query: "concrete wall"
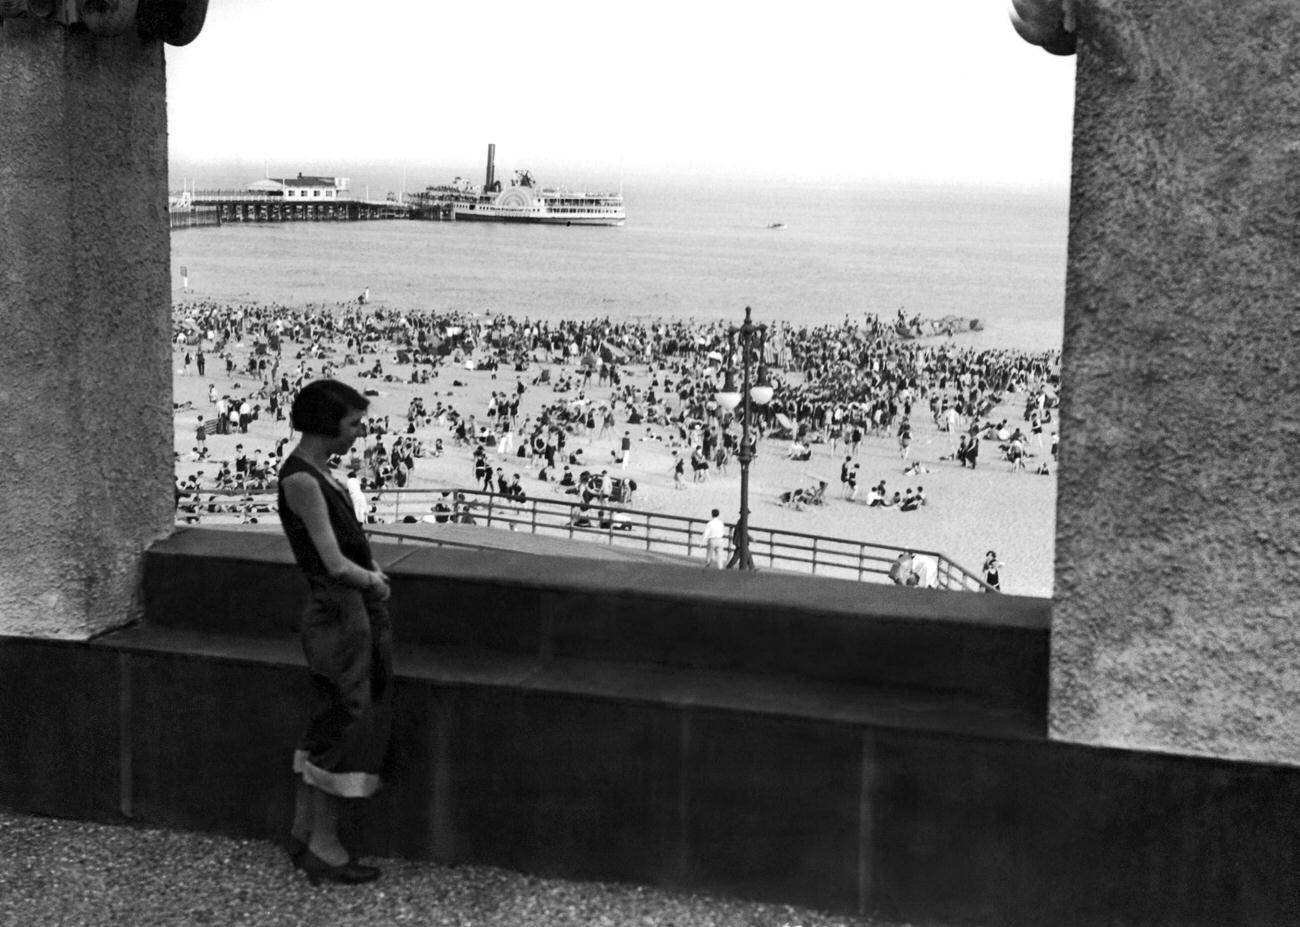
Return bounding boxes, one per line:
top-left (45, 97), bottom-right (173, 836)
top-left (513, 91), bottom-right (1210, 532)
top-left (0, 19), bottom-right (174, 638)
top-left (5, 537), bottom-right (1299, 926)
top-left (1051, 1), bottom-right (1300, 764)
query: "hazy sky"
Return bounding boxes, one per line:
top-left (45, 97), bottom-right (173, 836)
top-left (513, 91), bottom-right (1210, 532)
top-left (166, 0), bottom-right (1075, 193)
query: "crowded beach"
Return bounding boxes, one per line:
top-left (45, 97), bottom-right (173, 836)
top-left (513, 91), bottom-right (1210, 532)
top-left (171, 300), bottom-right (1061, 596)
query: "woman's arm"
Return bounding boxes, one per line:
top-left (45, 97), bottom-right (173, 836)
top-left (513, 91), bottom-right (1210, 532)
top-left (282, 473), bottom-right (388, 597)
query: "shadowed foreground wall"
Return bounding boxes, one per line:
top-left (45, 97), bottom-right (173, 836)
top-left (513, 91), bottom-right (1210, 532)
top-left (0, 20), bottom-right (174, 637)
top-left (1051, 1), bottom-right (1300, 764)
top-left (7, 534), bottom-right (1300, 927)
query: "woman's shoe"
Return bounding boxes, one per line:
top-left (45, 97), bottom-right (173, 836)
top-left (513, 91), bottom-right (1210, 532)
top-left (298, 848), bottom-right (381, 886)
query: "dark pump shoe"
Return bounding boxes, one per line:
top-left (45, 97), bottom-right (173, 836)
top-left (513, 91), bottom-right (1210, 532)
top-left (298, 848), bottom-right (382, 886)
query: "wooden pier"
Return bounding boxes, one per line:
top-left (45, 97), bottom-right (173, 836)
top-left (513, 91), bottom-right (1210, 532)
top-left (183, 190), bottom-right (412, 223)
top-left (168, 205), bottom-right (221, 230)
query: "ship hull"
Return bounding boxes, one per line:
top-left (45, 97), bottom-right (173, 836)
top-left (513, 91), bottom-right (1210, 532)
top-left (452, 209), bottom-right (624, 226)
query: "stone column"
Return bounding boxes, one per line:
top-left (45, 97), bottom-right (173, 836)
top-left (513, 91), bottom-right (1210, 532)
top-left (1052, 0), bottom-right (1300, 765)
top-left (0, 18), bottom-right (173, 638)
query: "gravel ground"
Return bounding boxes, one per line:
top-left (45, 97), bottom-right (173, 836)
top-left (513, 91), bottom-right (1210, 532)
top-left (0, 810), bottom-right (929, 927)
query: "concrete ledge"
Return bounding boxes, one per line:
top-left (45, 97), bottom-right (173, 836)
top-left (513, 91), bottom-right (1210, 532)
top-left (144, 527), bottom-right (1051, 721)
top-left (103, 625), bottom-right (1041, 740)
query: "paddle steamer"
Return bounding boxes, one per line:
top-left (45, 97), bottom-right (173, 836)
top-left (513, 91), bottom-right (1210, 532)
top-left (452, 144), bottom-right (625, 226)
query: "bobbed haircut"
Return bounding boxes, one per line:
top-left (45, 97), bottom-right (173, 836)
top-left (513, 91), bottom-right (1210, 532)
top-left (291, 379), bottom-right (369, 437)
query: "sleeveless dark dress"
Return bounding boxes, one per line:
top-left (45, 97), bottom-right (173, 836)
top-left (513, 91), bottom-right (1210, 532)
top-left (278, 454), bottom-right (372, 576)
top-left (278, 454), bottom-right (392, 798)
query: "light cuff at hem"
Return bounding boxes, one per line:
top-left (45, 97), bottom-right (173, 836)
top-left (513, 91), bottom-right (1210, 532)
top-left (293, 749), bottom-right (381, 798)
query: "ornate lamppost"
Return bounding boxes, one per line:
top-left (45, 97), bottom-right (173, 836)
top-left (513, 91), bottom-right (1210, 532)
top-left (715, 306), bottom-right (773, 570)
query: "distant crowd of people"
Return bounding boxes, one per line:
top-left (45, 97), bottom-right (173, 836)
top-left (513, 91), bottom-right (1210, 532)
top-left (172, 299), bottom-right (1059, 556)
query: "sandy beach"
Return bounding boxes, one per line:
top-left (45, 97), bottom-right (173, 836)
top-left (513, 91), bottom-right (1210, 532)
top-left (171, 298), bottom-right (1058, 597)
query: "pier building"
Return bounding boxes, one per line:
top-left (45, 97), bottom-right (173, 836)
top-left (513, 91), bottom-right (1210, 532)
top-left (179, 172), bottom-right (411, 222)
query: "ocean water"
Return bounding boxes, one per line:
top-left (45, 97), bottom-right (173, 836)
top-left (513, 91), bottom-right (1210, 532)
top-left (170, 180), bottom-right (1068, 352)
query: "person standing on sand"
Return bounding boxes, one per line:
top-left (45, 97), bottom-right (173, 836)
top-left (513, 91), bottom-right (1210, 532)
top-left (277, 379), bottom-right (392, 886)
top-left (983, 551), bottom-right (1004, 592)
top-left (897, 417), bottom-right (912, 460)
top-left (702, 509), bottom-right (725, 568)
top-left (194, 415), bottom-right (207, 451)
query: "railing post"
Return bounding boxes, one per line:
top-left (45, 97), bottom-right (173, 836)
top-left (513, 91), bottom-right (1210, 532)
top-left (811, 536), bottom-right (819, 575)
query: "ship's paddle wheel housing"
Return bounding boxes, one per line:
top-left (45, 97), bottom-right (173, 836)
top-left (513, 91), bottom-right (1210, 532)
top-left (495, 186), bottom-right (537, 210)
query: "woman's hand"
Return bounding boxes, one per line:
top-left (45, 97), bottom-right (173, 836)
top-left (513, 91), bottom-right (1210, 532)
top-left (365, 569), bottom-right (392, 602)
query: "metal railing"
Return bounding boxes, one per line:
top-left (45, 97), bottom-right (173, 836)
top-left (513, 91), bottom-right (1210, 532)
top-left (185, 190), bottom-right (284, 202)
top-left (177, 486), bottom-right (991, 591)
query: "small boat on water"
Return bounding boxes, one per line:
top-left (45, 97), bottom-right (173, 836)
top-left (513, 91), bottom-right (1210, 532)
top-left (452, 144), bottom-right (625, 226)
top-left (767, 222), bottom-right (786, 229)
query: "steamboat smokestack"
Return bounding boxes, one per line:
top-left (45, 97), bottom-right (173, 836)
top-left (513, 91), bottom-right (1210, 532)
top-left (485, 143), bottom-right (496, 191)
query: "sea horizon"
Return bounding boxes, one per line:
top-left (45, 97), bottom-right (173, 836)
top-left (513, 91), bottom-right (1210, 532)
top-left (170, 176), bottom-right (1068, 354)
top-left (170, 158), bottom-right (1070, 199)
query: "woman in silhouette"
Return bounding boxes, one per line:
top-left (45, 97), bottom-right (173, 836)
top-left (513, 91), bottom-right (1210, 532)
top-left (277, 379), bottom-right (393, 885)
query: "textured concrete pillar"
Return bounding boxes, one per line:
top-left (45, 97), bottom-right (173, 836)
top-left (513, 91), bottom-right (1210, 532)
top-left (1052, 1), bottom-right (1300, 765)
top-left (0, 19), bottom-right (173, 638)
